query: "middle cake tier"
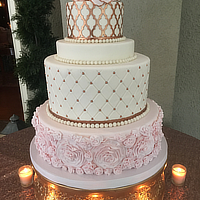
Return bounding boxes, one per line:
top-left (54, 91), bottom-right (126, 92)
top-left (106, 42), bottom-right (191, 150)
top-left (45, 53), bottom-right (150, 126)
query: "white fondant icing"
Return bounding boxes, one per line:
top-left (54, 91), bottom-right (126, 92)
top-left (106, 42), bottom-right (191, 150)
top-left (56, 39), bottom-right (134, 63)
top-left (45, 53), bottom-right (150, 122)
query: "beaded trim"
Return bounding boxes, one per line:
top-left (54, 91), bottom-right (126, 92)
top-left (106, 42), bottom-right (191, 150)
top-left (54, 54), bottom-right (137, 65)
top-left (46, 103), bottom-right (150, 128)
top-left (64, 36), bottom-right (126, 44)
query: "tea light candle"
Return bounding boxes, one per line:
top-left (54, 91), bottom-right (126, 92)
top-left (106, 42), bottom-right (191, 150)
top-left (172, 164), bottom-right (187, 186)
top-left (18, 165), bottom-right (33, 187)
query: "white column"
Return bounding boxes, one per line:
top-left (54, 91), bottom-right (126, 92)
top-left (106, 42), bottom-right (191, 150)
top-left (6, 0), bottom-right (29, 120)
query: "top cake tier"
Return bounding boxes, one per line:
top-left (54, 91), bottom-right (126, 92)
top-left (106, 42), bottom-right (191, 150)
top-left (66, 0), bottom-right (124, 40)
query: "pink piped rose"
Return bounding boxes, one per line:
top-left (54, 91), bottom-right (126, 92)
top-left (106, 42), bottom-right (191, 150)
top-left (51, 156), bottom-right (63, 168)
top-left (57, 142), bottom-right (85, 167)
top-left (95, 167), bottom-right (104, 175)
top-left (139, 125), bottom-right (153, 137)
top-left (90, 135), bottom-right (103, 147)
top-left (31, 111), bottom-right (39, 128)
top-left (152, 142), bottom-right (162, 157)
top-left (76, 167), bottom-right (84, 175)
top-left (82, 162), bottom-right (96, 174)
top-left (104, 168), bottom-right (112, 175)
top-left (132, 136), bottom-right (154, 158)
top-left (113, 165), bottom-right (122, 175)
top-left (122, 158), bottom-right (134, 170)
top-left (134, 157), bottom-right (143, 169)
top-left (123, 134), bottom-right (137, 148)
top-left (85, 151), bottom-right (93, 162)
top-left (76, 137), bottom-right (93, 151)
top-left (93, 140), bottom-right (125, 169)
top-left (143, 154), bottom-right (154, 165)
top-left (68, 166), bottom-right (76, 174)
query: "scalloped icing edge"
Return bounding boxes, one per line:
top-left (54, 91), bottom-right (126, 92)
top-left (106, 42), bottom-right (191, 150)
top-left (46, 102), bottom-right (150, 128)
top-left (64, 36), bottom-right (126, 44)
top-left (54, 54), bottom-right (137, 65)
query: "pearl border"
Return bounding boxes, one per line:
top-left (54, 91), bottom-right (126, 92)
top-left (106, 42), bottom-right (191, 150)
top-left (64, 37), bottom-right (126, 44)
top-left (54, 54), bottom-right (137, 65)
top-left (46, 103), bottom-right (150, 128)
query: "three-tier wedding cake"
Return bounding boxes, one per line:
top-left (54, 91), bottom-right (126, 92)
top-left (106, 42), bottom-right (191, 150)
top-left (30, 0), bottom-right (167, 199)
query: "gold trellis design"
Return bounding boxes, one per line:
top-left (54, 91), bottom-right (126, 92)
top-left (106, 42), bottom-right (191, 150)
top-left (66, 1), bottom-right (124, 40)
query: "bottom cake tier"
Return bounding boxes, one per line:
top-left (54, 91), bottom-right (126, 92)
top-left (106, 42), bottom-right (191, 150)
top-left (30, 137), bottom-right (167, 199)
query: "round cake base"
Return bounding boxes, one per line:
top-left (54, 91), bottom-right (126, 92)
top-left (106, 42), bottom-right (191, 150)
top-left (31, 137), bottom-right (167, 199)
top-left (33, 165), bottom-right (166, 200)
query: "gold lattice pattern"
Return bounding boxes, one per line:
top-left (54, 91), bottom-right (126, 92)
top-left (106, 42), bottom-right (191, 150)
top-left (66, 1), bottom-right (124, 40)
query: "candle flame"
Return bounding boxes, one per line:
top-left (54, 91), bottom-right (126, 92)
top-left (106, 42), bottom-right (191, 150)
top-left (0, 2), bottom-right (2, 7)
top-left (174, 167), bottom-right (185, 173)
top-left (89, 193), bottom-right (103, 198)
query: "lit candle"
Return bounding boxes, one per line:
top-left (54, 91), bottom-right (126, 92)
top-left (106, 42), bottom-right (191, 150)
top-left (18, 165), bottom-right (33, 187)
top-left (172, 164), bottom-right (187, 186)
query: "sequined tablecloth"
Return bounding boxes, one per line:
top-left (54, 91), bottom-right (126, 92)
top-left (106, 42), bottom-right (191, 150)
top-left (0, 126), bottom-right (199, 200)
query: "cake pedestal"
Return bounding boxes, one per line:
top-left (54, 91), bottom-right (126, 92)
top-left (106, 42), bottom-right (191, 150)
top-left (30, 137), bottom-right (167, 200)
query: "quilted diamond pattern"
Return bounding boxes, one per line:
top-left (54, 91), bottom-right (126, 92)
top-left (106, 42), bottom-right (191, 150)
top-left (45, 53), bottom-right (150, 122)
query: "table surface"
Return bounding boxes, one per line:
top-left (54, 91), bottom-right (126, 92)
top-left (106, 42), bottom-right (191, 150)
top-left (0, 126), bottom-right (199, 200)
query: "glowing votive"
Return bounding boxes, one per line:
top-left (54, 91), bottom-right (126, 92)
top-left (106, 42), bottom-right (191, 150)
top-left (18, 165), bottom-right (33, 187)
top-left (172, 164), bottom-right (187, 186)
